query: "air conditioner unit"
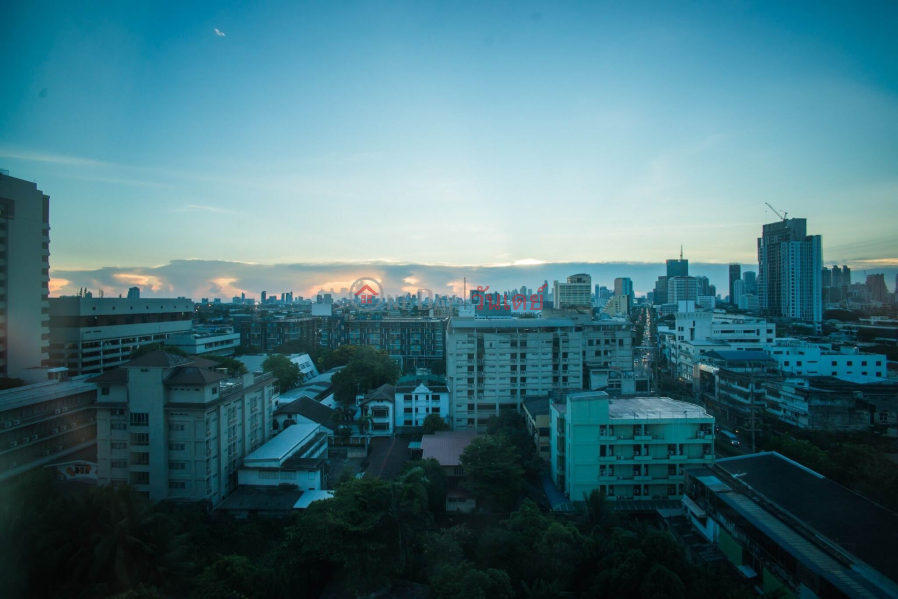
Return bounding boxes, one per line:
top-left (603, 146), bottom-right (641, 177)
top-left (79, 437), bottom-right (85, 443)
top-left (3, 422), bottom-right (11, 428)
top-left (52, 428), bottom-right (59, 434)
top-left (13, 420), bottom-right (20, 426)
top-left (616, 455), bottom-right (623, 460)
top-left (62, 407), bottom-right (68, 412)
top-left (10, 441), bottom-right (17, 448)
top-left (616, 476), bottom-right (623, 480)
top-left (697, 431), bottom-right (705, 438)
top-left (43, 450), bottom-right (50, 456)
top-left (31, 435), bottom-right (38, 441)
top-left (60, 426), bottom-right (67, 431)
top-left (55, 409), bottom-right (61, 415)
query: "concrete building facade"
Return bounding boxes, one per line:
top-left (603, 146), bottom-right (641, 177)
top-left (92, 351), bottom-right (279, 507)
top-left (0, 173), bottom-right (51, 377)
top-left (48, 297), bottom-right (195, 375)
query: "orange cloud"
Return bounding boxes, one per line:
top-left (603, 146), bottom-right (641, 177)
top-left (48, 277), bottom-right (71, 296)
top-left (112, 273), bottom-right (169, 292)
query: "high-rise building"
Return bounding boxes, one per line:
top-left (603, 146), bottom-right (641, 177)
top-left (742, 271), bottom-right (757, 295)
top-left (732, 279), bottom-right (745, 307)
top-left (694, 276), bottom-right (711, 297)
top-left (446, 315), bottom-right (634, 429)
top-left (758, 218), bottom-right (823, 322)
top-left (866, 274), bottom-right (888, 303)
top-left (667, 258), bottom-right (688, 278)
top-left (653, 276), bottom-right (669, 305)
top-left (345, 317), bottom-right (446, 371)
top-left (127, 287), bottom-right (141, 299)
top-left (48, 298), bottom-right (195, 375)
top-left (614, 277), bottom-right (633, 298)
top-left (0, 173), bottom-right (51, 377)
top-left (260, 291), bottom-right (267, 305)
top-left (92, 351), bottom-right (279, 506)
top-left (841, 265), bottom-right (851, 286)
top-left (668, 276), bottom-right (698, 304)
top-left (553, 274), bottom-right (592, 309)
top-left (728, 264), bottom-right (742, 304)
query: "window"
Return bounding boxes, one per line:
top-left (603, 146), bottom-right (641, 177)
top-left (130, 452), bottom-right (150, 465)
top-left (169, 462), bottom-right (186, 470)
top-left (130, 412), bottom-right (149, 427)
top-left (111, 423), bottom-right (127, 430)
top-left (169, 443), bottom-right (186, 451)
top-left (170, 423), bottom-right (186, 432)
top-left (168, 481), bottom-right (186, 490)
top-left (101, 387), bottom-right (110, 396)
top-left (111, 460), bottom-right (127, 469)
top-left (130, 433), bottom-right (149, 446)
top-left (259, 470), bottom-right (278, 480)
top-left (111, 442), bottom-right (127, 450)
top-left (131, 472), bottom-right (150, 485)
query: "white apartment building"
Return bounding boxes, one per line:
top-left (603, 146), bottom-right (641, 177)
top-left (668, 276), bottom-right (698, 304)
top-left (0, 173), bottom-right (51, 377)
top-left (781, 237), bottom-right (823, 323)
top-left (237, 422), bottom-right (328, 491)
top-left (92, 351), bottom-right (279, 507)
top-left (550, 392), bottom-right (715, 502)
top-left (49, 297), bottom-right (195, 375)
top-left (554, 274), bottom-right (592, 309)
top-left (446, 315), bottom-right (634, 429)
top-left (164, 326), bottom-right (241, 357)
top-left (603, 295), bottom-right (631, 317)
top-left (762, 340), bottom-right (887, 379)
top-left (394, 373), bottom-right (450, 430)
top-left (670, 306), bottom-right (776, 383)
top-left (0, 376), bottom-right (97, 482)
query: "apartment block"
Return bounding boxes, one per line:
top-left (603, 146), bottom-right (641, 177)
top-left (164, 326), bottom-right (241, 356)
top-left (345, 316), bottom-right (446, 371)
top-left (0, 173), bottom-right (51, 377)
top-left (550, 392), bottom-right (715, 502)
top-left (394, 372), bottom-right (450, 430)
top-left (446, 316), bottom-right (634, 429)
top-left (49, 297), bottom-right (195, 375)
top-left (758, 218), bottom-right (822, 322)
top-left (0, 377), bottom-right (97, 482)
top-left (239, 316), bottom-right (317, 352)
top-left (553, 274), bottom-right (592, 309)
top-left (762, 339), bottom-right (887, 379)
top-left (92, 351), bottom-right (279, 507)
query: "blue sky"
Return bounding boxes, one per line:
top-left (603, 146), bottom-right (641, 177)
top-left (1, 1), bottom-right (896, 298)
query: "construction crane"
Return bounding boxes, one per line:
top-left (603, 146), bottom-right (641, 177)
top-left (765, 202), bottom-right (788, 221)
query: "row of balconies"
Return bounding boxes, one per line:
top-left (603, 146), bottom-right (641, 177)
top-left (595, 452), bottom-right (713, 462)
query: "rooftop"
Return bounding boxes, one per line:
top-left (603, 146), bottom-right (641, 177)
top-left (276, 396), bottom-right (336, 430)
top-left (606, 396), bottom-right (711, 420)
top-left (364, 437), bottom-right (411, 479)
top-left (0, 378), bottom-right (97, 410)
top-left (421, 430), bottom-right (481, 467)
top-left (125, 351), bottom-right (194, 368)
top-left (716, 452), bottom-right (898, 586)
top-left (703, 350), bottom-right (775, 363)
top-left (165, 367), bottom-right (229, 386)
top-left (244, 423), bottom-right (320, 465)
top-left (522, 396), bottom-right (552, 417)
top-left (361, 383), bottom-right (395, 404)
top-left (293, 490), bottom-right (334, 510)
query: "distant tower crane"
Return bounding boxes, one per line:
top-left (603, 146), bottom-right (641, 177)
top-left (765, 202), bottom-right (788, 221)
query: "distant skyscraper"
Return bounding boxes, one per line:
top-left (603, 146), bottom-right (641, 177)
top-left (127, 286), bottom-right (140, 299)
top-left (1, 173), bottom-right (52, 377)
top-left (554, 274), bottom-right (592, 309)
top-left (653, 276), bottom-right (669, 305)
top-left (668, 276), bottom-right (697, 303)
top-left (695, 276), bottom-right (711, 297)
top-left (866, 274), bottom-right (887, 303)
top-left (728, 264), bottom-right (742, 304)
top-left (614, 277), bottom-right (633, 298)
top-left (841, 265), bottom-right (851, 286)
top-left (666, 251), bottom-right (689, 278)
top-left (758, 218), bottom-right (822, 322)
top-left (261, 291), bottom-right (267, 305)
top-left (742, 271), bottom-right (757, 295)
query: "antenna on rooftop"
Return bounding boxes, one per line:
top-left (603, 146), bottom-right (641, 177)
top-left (680, 245), bottom-right (683, 260)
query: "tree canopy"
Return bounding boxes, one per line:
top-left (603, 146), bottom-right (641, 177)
top-left (262, 354), bottom-right (301, 392)
top-left (460, 435), bottom-right (524, 510)
top-left (331, 346), bottom-right (400, 404)
top-left (422, 413), bottom-right (451, 435)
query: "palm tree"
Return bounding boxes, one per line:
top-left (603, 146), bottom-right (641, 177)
top-left (358, 412), bottom-right (374, 435)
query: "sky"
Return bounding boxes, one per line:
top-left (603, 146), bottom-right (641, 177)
top-left (1, 1), bottom-right (897, 298)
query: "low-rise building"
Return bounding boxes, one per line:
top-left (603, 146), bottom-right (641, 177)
top-left (48, 297), bottom-right (195, 375)
top-left (421, 430), bottom-right (480, 512)
top-left (274, 396), bottom-right (337, 435)
top-left (550, 392), bottom-right (715, 503)
top-left (92, 351), bottom-right (279, 507)
top-left (762, 339), bottom-right (887, 379)
top-left (237, 422), bottom-right (328, 490)
top-left (394, 372), bottom-right (450, 431)
top-left (345, 316), bottom-right (446, 371)
top-left (358, 383), bottom-right (395, 436)
top-left (163, 326), bottom-right (241, 357)
top-left (0, 377), bottom-right (98, 482)
top-left (522, 396), bottom-right (551, 462)
top-left (239, 316), bottom-right (317, 352)
top-left (684, 453), bottom-right (898, 598)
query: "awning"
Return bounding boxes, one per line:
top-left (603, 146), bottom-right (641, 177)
top-left (683, 494), bottom-right (707, 519)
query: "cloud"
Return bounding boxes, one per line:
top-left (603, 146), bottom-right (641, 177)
top-left (213, 28), bottom-right (226, 37)
top-left (49, 259), bottom-right (791, 301)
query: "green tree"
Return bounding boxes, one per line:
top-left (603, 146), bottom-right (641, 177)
top-left (429, 562), bottom-right (514, 599)
top-left (317, 345), bottom-right (359, 371)
top-left (332, 346), bottom-right (400, 405)
top-left (460, 435), bottom-right (524, 510)
top-left (205, 355), bottom-right (248, 376)
top-left (422, 413), bottom-right (450, 434)
top-left (191, 555), bottom-right (266, 599)
top-left (262, 354), bottom-right (301, 392)
top-left (233, 345), bottom-right (263, 356)
top-left (404, 458), bottom-right (447, 512)
top-left (0, 377), bottom-right (24, 391)
top-left (130, 343), bottom-right (187, 359)
top-left (357, 412), bottom-right (373, 434)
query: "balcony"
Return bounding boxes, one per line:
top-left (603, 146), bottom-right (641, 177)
top-left (634, 455), bottom-right (653, 461)
top-left (669, 453), bottom-right (688, 461)
top-left (598, 455), bottom-right (617, 462)
top-left (598, 434), bottom-right (617, 441)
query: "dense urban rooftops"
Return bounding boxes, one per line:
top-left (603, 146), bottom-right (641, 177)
top-left (0, 378), bottom-right (97, 410)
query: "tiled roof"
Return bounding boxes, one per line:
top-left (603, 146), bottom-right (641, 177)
top-left (277, 396), bottom-right (336, 430)
top-left (90, 369), bottom-right (129, 384)
top-left (165, 367), bottom-right (229, 386)
top-left (364, 437), bottom-right (411, 480)
top-left (125, 351), bottom-right (193, 368)
top-left (421, 430), bottom-right (480, 467)
top-left (361, 383), bottom-right (395, 404)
